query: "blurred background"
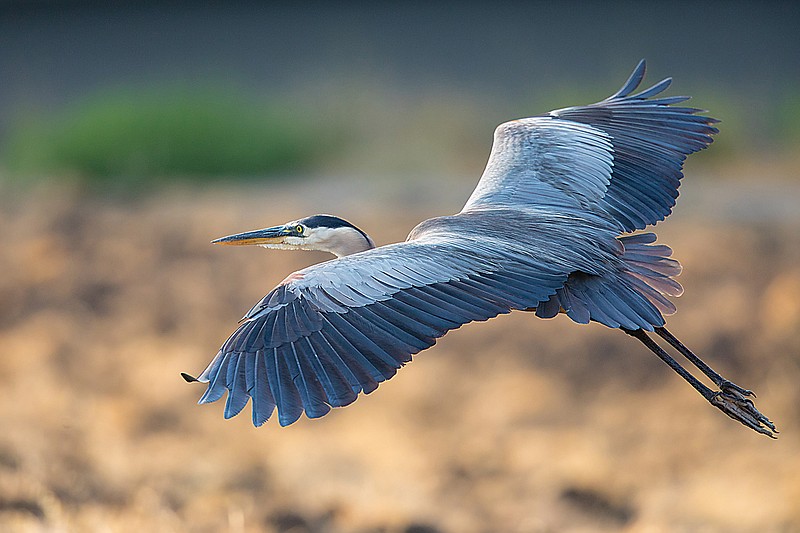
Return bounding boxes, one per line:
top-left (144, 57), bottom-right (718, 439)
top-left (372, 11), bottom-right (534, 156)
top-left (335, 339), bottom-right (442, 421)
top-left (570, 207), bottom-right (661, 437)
top-left (1, 1), bottom-right (799, 531)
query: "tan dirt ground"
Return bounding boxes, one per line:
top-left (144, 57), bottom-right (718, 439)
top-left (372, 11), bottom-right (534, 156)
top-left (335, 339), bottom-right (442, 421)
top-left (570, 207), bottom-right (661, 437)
top-left (1, 178), bottom-right (798, 532)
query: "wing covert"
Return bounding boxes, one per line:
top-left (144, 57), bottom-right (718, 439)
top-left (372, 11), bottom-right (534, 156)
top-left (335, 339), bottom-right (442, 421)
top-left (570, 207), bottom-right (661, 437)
top-left (462, 117), bottom-right (614, 213)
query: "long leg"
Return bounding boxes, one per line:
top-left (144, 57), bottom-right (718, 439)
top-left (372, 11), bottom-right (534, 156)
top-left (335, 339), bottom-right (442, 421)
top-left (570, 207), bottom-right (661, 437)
top-left (624, 328), bottom-right (716, 399)
top-left (655, 326), bottom-right (752, 396)
top-left (623, 328), bottom-right (777, 438)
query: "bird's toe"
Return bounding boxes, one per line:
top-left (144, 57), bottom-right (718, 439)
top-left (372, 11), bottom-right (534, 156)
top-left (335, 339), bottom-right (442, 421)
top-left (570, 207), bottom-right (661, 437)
top-left (710, 388), bottom-right (777, 438)
top-left (720, 379), bottom-right (755, 397)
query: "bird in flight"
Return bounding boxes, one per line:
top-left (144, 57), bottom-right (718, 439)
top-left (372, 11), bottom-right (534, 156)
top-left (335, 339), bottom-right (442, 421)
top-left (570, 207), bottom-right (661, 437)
top-left (183, 60), bottom-right (776, 437)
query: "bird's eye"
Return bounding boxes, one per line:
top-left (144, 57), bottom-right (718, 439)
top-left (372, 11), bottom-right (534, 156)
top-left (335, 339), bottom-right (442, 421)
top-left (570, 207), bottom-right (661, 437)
top-left (295, 225), bottom-right (304, 235)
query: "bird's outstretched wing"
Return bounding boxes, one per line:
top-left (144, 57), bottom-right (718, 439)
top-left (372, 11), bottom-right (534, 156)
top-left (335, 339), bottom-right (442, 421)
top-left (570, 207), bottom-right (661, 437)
top-left (463, 59), bottom-right (718, 231)
top-left (190, 236), bottom-right (566, 426)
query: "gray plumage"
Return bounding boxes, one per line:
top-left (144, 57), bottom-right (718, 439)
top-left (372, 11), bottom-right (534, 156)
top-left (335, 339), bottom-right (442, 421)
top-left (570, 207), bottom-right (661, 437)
top-left (184, 60), bottom-right (777, 437)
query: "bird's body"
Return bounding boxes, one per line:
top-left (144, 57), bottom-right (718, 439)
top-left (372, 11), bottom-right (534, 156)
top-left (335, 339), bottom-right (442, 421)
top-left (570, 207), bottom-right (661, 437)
top-left (184, 61), bottom-right (776, 437)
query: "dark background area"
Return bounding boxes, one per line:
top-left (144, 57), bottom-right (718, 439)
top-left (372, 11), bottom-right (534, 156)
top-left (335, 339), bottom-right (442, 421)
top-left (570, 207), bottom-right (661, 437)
top-left (1, 1), bottom-right (799, 148)
top-left (2, 2), bottom-right (799, 100)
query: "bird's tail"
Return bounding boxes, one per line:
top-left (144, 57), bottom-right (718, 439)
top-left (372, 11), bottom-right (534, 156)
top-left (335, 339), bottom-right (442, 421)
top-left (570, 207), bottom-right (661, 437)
top-left (616, 233), bottom-right (683, 315)
top-left (535, 233), bottom-right (682, 330)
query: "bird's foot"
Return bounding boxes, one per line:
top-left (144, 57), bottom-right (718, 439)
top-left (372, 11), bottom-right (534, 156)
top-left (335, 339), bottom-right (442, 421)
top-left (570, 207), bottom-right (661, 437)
top-left (710, 386), bottom-right (777, 438)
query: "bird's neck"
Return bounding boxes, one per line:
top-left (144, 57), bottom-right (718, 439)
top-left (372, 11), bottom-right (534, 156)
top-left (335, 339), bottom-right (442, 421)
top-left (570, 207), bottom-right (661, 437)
top-left (310, 227), bottom-right (375, 257)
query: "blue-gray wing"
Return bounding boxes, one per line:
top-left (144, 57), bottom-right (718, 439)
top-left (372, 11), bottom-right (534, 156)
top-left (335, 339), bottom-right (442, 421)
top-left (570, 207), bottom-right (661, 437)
top-left (463, 59), bottom-right (718, 231)
top-left (191, 235), bottom-right (570, 426)
top-left (551, 59), bottom-right (718, 231)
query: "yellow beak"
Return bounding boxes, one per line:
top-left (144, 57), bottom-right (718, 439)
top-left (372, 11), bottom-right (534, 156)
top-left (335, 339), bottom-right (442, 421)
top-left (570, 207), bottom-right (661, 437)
top-left (211, 225), bottom-right (292, 246)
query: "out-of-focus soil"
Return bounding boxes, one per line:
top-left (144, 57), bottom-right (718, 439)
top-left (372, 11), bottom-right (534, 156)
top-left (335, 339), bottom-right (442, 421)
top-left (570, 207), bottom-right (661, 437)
top-left (1, 178), bottom-right (799, 532)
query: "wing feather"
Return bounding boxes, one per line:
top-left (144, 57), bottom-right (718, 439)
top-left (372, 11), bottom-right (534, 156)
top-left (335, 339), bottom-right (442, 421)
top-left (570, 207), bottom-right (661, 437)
top-left (269, 346), bottom-right (304, 426)
top-left (288, 342), bottom-right (331, 420)
top-left (224, 354), bottom-right (249, 419)
top-left (251, 350), bottom-right (277, 426)
top-left (198, 353), bottom-right (228, 404)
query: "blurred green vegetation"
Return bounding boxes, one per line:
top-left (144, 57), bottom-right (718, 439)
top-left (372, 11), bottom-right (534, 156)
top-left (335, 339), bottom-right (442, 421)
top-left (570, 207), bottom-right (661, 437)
top-left (2, 82), bottom-right (798, 191)
top-left (779, 92), bottom-right (800, 144)
top-left (2, 86), bottom-right (341, 186)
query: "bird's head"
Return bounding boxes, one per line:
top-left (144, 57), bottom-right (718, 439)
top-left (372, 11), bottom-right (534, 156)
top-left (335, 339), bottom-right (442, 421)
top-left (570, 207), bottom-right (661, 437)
top-left (212, 214), bottom-right (375, 258)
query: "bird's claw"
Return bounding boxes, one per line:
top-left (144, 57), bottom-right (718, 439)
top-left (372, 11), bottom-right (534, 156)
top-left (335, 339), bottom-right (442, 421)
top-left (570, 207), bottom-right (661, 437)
top-left (711, 387), bottom-right (777, 438)
top-left (720, 379), bottom-right (755, 398)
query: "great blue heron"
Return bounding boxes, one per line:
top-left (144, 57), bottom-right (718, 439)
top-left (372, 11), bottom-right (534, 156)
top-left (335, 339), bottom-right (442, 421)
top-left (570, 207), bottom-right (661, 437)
top-left (183, 60), bottom-right (776, 437)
